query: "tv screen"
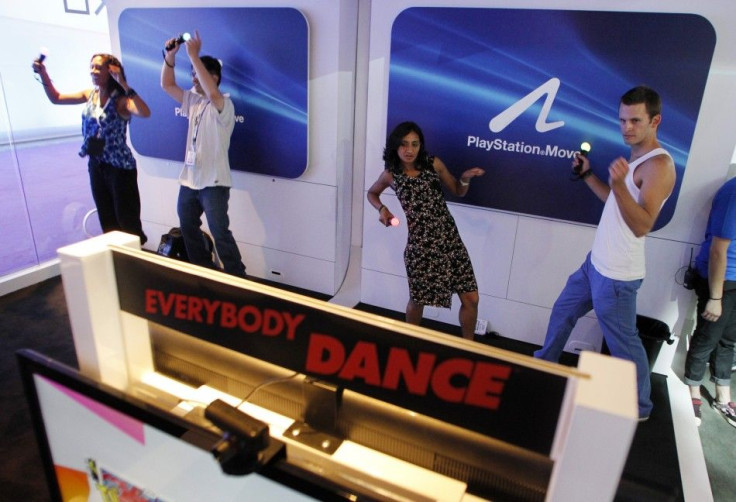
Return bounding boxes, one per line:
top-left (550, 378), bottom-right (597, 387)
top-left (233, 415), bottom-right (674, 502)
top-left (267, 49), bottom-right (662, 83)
top-left (16, 349), bottom-right (349, 501)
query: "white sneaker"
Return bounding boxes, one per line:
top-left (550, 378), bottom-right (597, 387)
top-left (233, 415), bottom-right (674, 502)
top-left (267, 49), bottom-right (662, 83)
top-left (712, 401), bottom-right (736, 427)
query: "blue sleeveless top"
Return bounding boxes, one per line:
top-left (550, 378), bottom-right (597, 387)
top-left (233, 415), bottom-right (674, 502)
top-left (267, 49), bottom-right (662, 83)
top-left (80, 89), bottom-right (136, 170)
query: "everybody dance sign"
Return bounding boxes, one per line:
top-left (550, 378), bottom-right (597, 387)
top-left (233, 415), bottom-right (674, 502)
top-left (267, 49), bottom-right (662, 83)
top-left (113, 250), bottom-right (568, 455)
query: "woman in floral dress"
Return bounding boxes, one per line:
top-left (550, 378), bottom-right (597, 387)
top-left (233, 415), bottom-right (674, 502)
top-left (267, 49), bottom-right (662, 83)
top-left (367, 121), bottom-right (485, 339)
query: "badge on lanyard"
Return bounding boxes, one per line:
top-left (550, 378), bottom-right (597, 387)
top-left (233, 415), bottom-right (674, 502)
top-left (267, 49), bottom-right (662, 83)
top-left (185, 149), bottom-right (197, 167)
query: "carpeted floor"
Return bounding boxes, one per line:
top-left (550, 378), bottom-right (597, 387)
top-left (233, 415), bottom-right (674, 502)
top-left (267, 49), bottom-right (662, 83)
top-left (2, 276), bottom-right (733, 501)
top-left (1, 277), bottom-right (78, 501)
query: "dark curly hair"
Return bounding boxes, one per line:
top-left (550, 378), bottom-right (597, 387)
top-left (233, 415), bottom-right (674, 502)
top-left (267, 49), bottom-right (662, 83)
top-left (90, 53), bottom-right (126, 96)
top-left (383, 121), bottom-right (431, 175)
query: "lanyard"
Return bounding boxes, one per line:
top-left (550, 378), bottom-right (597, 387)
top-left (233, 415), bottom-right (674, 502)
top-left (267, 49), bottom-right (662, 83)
top-left (192, 101), bottom-right (210, 147)
top-left (87, 89), bottom-right (115, 138)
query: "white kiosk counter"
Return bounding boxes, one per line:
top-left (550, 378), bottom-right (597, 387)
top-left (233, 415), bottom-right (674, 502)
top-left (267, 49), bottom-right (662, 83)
top-left (26, 232), bottom-right (640, 501)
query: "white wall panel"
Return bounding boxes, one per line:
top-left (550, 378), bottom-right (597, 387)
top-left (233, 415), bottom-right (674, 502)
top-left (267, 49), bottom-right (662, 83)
top-left (508, 218), bottom-right (595, 308)
top-left (360, 268), bottom-right (409, 313)
top-left (0, 16), bottom-right (110, 139)
top-left (361, 194), bottom-right (407, 278)
top-left (229, 176), bottom-right (337, 261)
top-left (243, 242), bottom-right (335, 295)
top-left (105, 0), bottom-right (358, 295)
top-left (637, 237), bottom-right (700, 336)
top-left (451, 205), bottom-right (518, 300)
top-left (137, 158), bottom-right (180, 226)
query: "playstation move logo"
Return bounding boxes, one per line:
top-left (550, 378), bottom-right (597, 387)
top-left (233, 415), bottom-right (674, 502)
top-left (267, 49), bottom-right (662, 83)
top-left (489, 77), bottom-right (565, 133)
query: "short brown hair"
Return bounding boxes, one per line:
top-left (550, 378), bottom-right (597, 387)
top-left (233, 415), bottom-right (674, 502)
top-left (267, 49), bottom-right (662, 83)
top-left (620, 85), bottom-right (661, 119)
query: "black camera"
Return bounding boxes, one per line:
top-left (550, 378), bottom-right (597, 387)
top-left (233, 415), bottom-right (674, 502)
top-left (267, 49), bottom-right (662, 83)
top-left (683, 265), bottom-right (697, 290)
top-left (204, 399), bottom-right (275, 475)
top-left (683, 248), bottom-right (696, 290)
top-left (79, 136), bottom-right (105, 158)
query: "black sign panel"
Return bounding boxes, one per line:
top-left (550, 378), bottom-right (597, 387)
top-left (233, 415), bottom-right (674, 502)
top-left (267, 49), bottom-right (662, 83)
top-left (113, 251), bottom-right (568, 455)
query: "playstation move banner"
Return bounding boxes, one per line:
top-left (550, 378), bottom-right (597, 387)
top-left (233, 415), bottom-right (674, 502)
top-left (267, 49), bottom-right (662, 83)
top-left (118, 7), bottom-right (309, 178)
top-left (112, 249), bottom-right (569, 456)
top-left (387, 8), bottom-right (715, 228)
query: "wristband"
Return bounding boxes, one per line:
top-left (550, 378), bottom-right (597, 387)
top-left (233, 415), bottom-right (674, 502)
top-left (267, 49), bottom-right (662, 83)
top-left (579, 169), bottom-right (593, 180)
top-left (460, 179), bottom-right (470, 187)
top-left (125, 88), bottom-right (137, 98)
top-left (162, 50), bottom-right (175, 68)
top-left (710, 297), bottom-right (722, 301)
top-left (378, 204), bottom-right (386, 213)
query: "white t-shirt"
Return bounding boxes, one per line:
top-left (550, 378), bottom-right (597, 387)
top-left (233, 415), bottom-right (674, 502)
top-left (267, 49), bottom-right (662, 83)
top-left (178, 89), bottom-right (235, 189)
top-left (591, 147), bottom-right (672, 281)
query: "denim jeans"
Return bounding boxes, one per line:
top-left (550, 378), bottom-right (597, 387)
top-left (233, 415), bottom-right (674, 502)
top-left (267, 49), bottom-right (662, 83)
top-left (684, 275), bottom-right (736, 387)
top-left (177, 185), bottom-right (246, 278)
top-left (535, 253), bottom-right (652, 418)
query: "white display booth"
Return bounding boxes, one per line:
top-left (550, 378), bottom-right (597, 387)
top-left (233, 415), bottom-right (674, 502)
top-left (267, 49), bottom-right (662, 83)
top-left (40, 232), bottom-right (641, 501)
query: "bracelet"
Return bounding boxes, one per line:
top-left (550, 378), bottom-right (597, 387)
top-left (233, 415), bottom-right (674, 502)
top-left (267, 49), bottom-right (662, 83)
top-left (460, 179), bottom-right (470, 187)
top-left (579, 169), bottom-right (593, 180)
top-left (710, 297), bottom-right (722, 301)
top-left (162, 50), bottom-right (174, 68)
top-left (125, 88), bottom-right (137, 98)
top-left (377, 204), bottom-right (386, 213)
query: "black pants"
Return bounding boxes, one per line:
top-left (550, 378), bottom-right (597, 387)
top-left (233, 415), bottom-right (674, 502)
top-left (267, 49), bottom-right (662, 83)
top-left (88, 158), bottom-right (147, 245)
top-left (684, 274), bottom-right (736, 386)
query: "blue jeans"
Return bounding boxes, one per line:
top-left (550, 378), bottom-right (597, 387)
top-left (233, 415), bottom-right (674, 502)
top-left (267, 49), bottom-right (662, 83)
top-left (177, 185), bottom-right (246, 278)
top-left (534, 253), bottom-right (652, 418)
top-left (684, 275), bottom-right (736, 387)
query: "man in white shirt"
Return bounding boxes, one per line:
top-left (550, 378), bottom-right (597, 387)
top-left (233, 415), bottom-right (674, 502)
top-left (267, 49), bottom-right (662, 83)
top-left (161, 30), bottom-right (246, 278)
top-left (534, 86), bottom-right (676, 421)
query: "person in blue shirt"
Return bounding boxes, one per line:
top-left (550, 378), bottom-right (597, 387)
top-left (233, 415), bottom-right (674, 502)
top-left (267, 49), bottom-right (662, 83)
top-left (684, 176), bottom-right (736, 427)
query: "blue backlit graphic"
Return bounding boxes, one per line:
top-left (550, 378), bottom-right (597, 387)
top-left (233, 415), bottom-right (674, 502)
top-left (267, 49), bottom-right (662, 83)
top-left (119, 7), bottom-right (308, 178)
top-left (388, 8), bottom-right (716, 228)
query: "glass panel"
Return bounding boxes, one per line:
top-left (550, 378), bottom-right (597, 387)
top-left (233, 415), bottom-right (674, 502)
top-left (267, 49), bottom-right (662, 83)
top-left (16, 136), bottom-right (100, 264)
top-left (1, 4), bottom-right (109, 280)
top-left (0, 72), bottom-right (38, 275)
top-left (0, 72), bottom-right (100, 277)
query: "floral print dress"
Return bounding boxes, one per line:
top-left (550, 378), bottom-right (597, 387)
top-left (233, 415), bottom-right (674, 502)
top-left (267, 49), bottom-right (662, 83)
top-left (391, 160), bottom-right (477, 308)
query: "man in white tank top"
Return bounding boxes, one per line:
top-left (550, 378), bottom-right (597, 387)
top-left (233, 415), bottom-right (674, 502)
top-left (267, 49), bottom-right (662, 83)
top-left (534, 86), bottom-right (676, 421)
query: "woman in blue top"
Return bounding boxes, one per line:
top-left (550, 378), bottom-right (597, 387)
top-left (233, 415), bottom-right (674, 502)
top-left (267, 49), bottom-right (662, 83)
top-left (33, 53), bottom-right (151, 244)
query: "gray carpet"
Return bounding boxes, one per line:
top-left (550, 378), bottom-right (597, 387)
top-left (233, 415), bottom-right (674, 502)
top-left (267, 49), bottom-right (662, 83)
top-left (693, 378), bottom-right (736, 500)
